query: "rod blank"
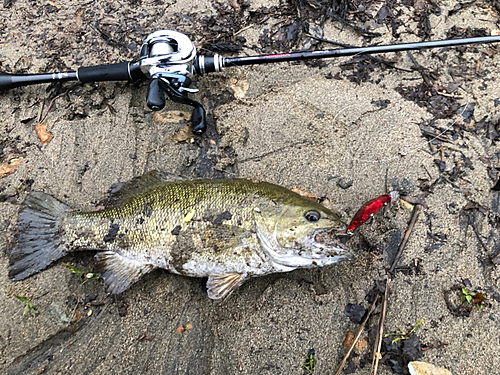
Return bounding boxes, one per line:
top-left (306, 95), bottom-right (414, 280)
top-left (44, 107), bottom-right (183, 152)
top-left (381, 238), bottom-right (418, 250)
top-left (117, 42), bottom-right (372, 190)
top-left (222, 36), bottom-right (500, 68)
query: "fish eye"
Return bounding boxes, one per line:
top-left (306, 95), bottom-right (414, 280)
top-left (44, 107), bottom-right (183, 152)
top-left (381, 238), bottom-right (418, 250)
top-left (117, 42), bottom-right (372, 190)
top-left (304, 211), bottom-right (320, 222)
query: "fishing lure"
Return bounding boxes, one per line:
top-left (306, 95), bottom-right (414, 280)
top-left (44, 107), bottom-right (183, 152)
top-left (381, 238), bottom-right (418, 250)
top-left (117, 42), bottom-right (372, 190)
top-left (347, 191), bottom-right (399, 233)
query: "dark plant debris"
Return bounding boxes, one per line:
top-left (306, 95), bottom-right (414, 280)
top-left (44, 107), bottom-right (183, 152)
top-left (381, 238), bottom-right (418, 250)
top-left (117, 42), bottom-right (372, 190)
top-left (344, 303), bottom-right (366, 324)
top-left (382, 334), bottom-right (423, 374)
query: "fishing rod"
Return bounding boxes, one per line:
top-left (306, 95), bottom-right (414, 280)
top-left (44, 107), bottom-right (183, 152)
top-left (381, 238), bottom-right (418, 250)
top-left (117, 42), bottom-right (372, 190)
top-left (1, 30), bottom-right (499, 134)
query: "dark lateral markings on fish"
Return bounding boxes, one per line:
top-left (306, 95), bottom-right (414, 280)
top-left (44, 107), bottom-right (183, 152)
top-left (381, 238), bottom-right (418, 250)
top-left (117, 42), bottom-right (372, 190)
top-left (103, 223), bottom-right (120, 243)
top-left (7, 172), bottom-right (353, 300)
top-left (171, 225), bottom-right (182, 235)
top-left (204, 210), bottom-right (233, 225)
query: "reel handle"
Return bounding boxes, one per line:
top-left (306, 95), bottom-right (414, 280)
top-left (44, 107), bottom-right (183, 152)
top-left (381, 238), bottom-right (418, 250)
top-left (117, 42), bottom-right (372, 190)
top-left (191, 105), bottom-right (207, 134)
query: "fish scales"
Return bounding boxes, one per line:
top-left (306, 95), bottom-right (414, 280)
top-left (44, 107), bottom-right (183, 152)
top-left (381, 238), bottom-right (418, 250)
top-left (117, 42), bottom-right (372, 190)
top-left (8, 174), bottom-right (352, 300)
top-left (64, 179), bottom-right (264, 252)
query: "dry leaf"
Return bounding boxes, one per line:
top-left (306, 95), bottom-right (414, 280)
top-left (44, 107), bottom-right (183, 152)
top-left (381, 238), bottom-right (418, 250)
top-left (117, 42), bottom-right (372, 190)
top-left (152, 110), bottom-right (192, 124)
top-left (176, 326), bottom-right (185, 333)
top-left (49, 0), bottom-right (61, 9)
top-left (228, 0), bottom-right (240, 12)
top-left (342, 331), bottom-right (354, 347)
top-left (68, 310), bottom-right (83, 332)
top-left (75, 9), bottom-right (84, 28)
top-left (229, 77), bottom-right (249, 99)
top-left (400, 199), bottom-right (414, 210)
top-left (472, 292), bottom-right (485, 304)
top-left (0, 155), bottom-right (24, 179)
top-left (185, 323), bottom-right (193, 330)
top-left (291, 187), bottom-right (318, 201)
top-left (354, 338), bottom-right (367, 352)
top-left (35, 124), bottom-right (53, 144)
top-left (171, 126), bottom-right (193, 143)
top-left (244, 177), bottom-right (261, 184)
top-left (408, 361), bottom-right (452, 375)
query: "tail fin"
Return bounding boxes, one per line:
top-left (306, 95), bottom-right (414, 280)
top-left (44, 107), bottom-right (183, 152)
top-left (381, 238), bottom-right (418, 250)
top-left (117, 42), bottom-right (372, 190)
top-left (8, 191), bottom-right (70, 281)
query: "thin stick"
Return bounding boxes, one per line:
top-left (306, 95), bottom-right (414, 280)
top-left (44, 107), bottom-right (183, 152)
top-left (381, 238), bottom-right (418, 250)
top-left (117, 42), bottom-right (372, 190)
top-left (39, 91), bottom-right (69, 124)
top-left (370, 277), bottom-right (391, 375)
top-left (467, 213), bottom-right (489, 253)
top-left (334, 199), bottom-right (423, 374)
top-left (234, 24), bottom-right (254, 36)
top-left (389, 204), bottom-right (423, 274)
top-left (333, 295), bottom-right (379, 375)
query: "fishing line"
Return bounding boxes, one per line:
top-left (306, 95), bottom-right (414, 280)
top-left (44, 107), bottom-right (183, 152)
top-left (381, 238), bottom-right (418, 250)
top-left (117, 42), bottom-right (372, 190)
top-left (330, 95), bottom-right (471, 164)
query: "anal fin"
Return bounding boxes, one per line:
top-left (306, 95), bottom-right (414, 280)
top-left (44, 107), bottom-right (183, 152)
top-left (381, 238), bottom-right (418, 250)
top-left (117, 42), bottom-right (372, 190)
top-left (207, 273), bottom-right (246, 300)
top-left (95, 251), bottom-right (155, 294)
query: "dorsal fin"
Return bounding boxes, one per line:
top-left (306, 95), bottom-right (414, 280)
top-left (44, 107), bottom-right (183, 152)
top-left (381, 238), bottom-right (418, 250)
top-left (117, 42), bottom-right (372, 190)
top-left (95, 251), bottom-right (155, 294)
top-left (105, 171), bottom-right (181, 207)
top-left (207, 273), bottom-right (246, 300)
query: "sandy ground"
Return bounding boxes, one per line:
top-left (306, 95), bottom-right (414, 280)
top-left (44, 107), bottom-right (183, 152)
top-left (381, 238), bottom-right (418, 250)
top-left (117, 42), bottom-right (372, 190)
top-left (1, 0), bottom-right (500, 374)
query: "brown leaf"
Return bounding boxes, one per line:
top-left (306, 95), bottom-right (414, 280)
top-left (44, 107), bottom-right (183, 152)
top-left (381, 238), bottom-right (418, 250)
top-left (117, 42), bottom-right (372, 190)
top-left (408, 361), bottom-right (452, 375)
top-left (185, 323), bottom-right (193, 330)
top-left (291, 187), bottom-right (318, 202)
top-left (35, 124), bottom-right (53, 144)
top-left (152, 110), bottom-right (192, 124)
top-left (472, 292), bottom-right (485, 304)
top-left (401, 194), bottom-right (428, 209)
top-left (68, 310), bottom-right (82, 332)
top-left (170, 126), bottom-right (193, 143)
top-left (342, 331), bottom-right (354, 347)
top-left (228, 0), bottom-right (241, 12)
top-left (244, 177), bottom-right (261, 183)
top-left (49, 0), bottom-right (61, 9)
top-left (0, 155), bottom-right (24, 179)
top-left (354, 338), bottom-right (367, 352)
top-left (176, 326), bottom-right (185, 333)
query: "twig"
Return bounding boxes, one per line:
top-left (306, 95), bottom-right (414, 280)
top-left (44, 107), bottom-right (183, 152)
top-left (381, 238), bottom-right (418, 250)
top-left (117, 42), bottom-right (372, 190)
top-left (420, 129), bottom-right (452, 143)
top-left (329, 13), bottom-right (382, 37)
top-left (370, 276), bottom-right (390, 375)
top-left (39, 91), bottom-right (69, 124)
top-left (234, 24), bottom-right (254, 36)
top-left (333, 295), bottom-right (379, 375)
top-left (467, 213), bottom-right (489, 253)
top-left (436, 91), bottom-right (464, 98)
top-left (36, 100), bottom-right (45, 123)
top-left (389, 204), bottom-right (423, 274)
top-left (334, 198), bottom-right (423, 374)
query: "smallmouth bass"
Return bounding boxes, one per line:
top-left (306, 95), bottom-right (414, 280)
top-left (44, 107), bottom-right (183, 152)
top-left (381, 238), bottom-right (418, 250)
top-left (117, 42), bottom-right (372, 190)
top-left (9, 172), bottom-right (352, 299)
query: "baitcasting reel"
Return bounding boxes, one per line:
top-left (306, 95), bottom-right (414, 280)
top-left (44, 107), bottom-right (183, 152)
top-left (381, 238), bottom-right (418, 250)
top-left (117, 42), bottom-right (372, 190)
top-left (138, 30), bottom-right (206, 134)
top-left (1, 29), bottom-right (500, 134)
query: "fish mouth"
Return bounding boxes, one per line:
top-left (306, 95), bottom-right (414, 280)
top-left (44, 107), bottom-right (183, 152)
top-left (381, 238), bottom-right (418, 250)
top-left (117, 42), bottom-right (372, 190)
top-left (256, 225), bottom-right (353, 270)
top-left (312, 229), bottom-right (353, 260)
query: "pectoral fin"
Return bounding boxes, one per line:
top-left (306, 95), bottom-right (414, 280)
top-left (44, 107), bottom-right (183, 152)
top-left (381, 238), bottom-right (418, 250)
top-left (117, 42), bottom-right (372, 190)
top-left (95, 251), bottom-right (155, 294)
top-left (207, 273), bottom-right (246, 300)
